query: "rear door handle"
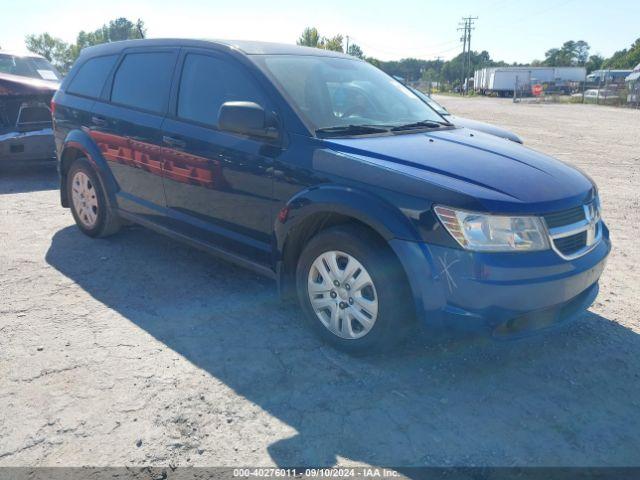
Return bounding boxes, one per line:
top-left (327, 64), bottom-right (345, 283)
top-left (91, 115), bottom-right (107, 127)
top-left (162, 135), bottom-right (186, 149)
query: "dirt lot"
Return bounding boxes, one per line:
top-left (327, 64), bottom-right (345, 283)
top-left (1, 98), bottom-right (639, 468)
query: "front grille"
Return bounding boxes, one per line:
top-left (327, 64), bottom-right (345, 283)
top-left (553, 231), bottom-right (588, 256)
top-left (543, 202), bottom-right (600, 259)
top-left (544, 206), bottom-right (585, 228)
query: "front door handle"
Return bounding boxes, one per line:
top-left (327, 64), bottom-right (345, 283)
top-left (162, 135), bottom-right (186, 149)
top-left (91, 115), bottom-right (107, 127)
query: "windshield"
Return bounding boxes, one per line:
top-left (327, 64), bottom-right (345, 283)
top-left (256, 55), bottom-right (445, 133)
top-left (0, 54), bottom-right (61, 81)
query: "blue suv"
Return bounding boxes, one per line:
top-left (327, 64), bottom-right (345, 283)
top-left (52, 39), bottom-right (610, 353)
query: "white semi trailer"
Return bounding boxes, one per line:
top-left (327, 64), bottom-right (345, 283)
top-left (474, 67), bottom-right (586, 96)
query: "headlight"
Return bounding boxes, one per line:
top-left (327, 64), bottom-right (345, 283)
top-left (434, 206), bottom-right (549, 252)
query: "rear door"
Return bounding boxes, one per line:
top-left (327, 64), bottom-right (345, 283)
top-left (90, 48), bottom-right (178, 218)
top-left (160, 49), bottom-right (278, 264)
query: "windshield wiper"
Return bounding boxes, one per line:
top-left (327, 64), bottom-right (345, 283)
top-left (390, 120), bottom-right (446, 131)
top-left (315, 124), bottom-right (390, 137)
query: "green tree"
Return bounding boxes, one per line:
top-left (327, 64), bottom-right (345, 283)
top-left (71, 17), bottom-right (145, 58)
top-left (297, 27), bottom-right (321, 48)
top-left (365, 56), bottom-right (383, 68)
top-left (575, 40), bottom-right (590, 65)
top-left (26, 17), bottom-right (146, 74)
top-left (321, 34), bottom-right (344, 52)
top-left (24, 33), bottom-right (71, 71)
top-left (586, 54), bottom-right (605, 73)
top-left (347, 43), bottom-right (364, 59)
top-left (543, 40), bottom-right (590, 66)
top-left (602, 38), bottom-right (640, 69)
top-left (296, 28), bottom-right (344, 52)
top-left (439, 50), bottom-right (502, 85)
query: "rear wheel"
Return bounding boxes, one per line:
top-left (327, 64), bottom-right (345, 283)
top-left (67, 158), bottom-right (121, 238)
top-left (296, 224), bottom-right (414, 354)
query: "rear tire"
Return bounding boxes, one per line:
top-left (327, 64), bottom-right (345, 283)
top-left (67, 157), bottom-right (121, 238)
top-left (296, 224), bottom-right (414, 354)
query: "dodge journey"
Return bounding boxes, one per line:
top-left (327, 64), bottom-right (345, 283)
top-left (52, 39), bottom-right (610, 353)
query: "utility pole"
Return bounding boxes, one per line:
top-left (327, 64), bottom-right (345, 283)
top-left (458, 16), bottom-right (478, 95)
top-left (345, 35), bottom-right (349, 54)
top-left (457, 21), bottom-right (467, 94)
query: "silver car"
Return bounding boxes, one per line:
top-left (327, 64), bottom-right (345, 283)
top-left (0, 51), bottom-right (60, 163)
top-left (409, 87), bottom-right (523, 144)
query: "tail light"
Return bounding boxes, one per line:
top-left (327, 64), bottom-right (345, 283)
top-left (50, 98), bottom-right (56, 116)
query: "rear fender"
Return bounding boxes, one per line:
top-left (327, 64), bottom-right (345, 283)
top-left (59, 129), bottom-right (118, 209)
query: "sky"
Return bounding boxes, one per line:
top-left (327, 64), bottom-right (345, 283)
top-left (1, 0), bottom-right (638, 63)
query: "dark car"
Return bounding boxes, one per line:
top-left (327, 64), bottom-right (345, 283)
top-left (408, 87), bottom-right (523, 144)
top-left (0, 51), bottom-right (60, 163)
top-left (52, 39), bottom-right (610, 353)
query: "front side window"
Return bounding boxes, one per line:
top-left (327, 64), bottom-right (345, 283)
top-left (111, 52), bottom-right (175, 114)
top-left (256, 55), bottom-right (445, 132)
top-left (177, 53), bottom-right (265, 127)
top-left (67, 55), bottom-right (118, 98)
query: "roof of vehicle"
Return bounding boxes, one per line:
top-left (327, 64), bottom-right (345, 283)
top-left (588, 69), bottom-right (634, 74)
top-left (80, 38), bottom-right (354, 59)
top-left (626, 71), bottom-right (640, 82)
top-left (0, 49), bottom-right (47, 59)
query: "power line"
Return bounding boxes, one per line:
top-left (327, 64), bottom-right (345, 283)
top-left (347, 35), bottom-right (461, 59)
top-left (491, 0), bottom-right (575, 32)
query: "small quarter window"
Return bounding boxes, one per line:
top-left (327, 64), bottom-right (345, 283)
top-left (67, 55), bottom-right (118, 98)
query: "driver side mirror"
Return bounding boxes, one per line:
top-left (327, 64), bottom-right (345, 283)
top-left (218, 101), bottom-right (279, 141)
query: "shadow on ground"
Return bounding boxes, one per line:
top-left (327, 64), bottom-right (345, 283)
top-left (0, 161), bottom-right (58, 194)
top-left (45, 224), bottom-right (640, 467)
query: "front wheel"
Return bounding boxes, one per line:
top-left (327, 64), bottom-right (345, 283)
top-left (296, 225), bottom-right (414, 354)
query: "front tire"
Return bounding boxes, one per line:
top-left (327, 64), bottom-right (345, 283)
top-left (67, 158), bottom-right (121, 238)
top-left (296, 224), bottom-right (414, 354)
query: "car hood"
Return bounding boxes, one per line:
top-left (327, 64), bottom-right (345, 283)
top-left (447, 115), bottom-right (523, 144)
top-left (323, 127), bottom-right (594, 213)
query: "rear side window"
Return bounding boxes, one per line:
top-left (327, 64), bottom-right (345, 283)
top-left (177, 54), bottom-right (265, 127)
top-left (111, 52), bottom-right (175, 114)
top-left (67, 55), bottom-right (118, 98)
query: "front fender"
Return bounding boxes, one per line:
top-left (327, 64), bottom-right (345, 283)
top-left (274, 184), bottom-right (423, 253)
top-left (274, 184), bottom-right (443, 324)
top-left (60, 129), bottom-right (119, 209)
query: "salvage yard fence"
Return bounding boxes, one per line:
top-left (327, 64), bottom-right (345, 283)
top-left (513, 76), bottom-right (640, 109)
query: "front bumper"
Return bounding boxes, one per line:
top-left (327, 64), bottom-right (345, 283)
top-left (390, 223), bottom-right (611, 338)
top-left (0, 128), bottom-right (56, 162)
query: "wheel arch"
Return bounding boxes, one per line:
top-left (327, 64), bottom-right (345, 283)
top-left (274, 185), bottom-right (421, 303)
top-left (59, 129), bottom-right (118, 209)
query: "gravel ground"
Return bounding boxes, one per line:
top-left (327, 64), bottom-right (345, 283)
top-left (1, 98), bottom-right (639, 468)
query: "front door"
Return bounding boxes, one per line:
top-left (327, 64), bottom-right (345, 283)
top-left (161, 50), bottom-right (278, 265)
